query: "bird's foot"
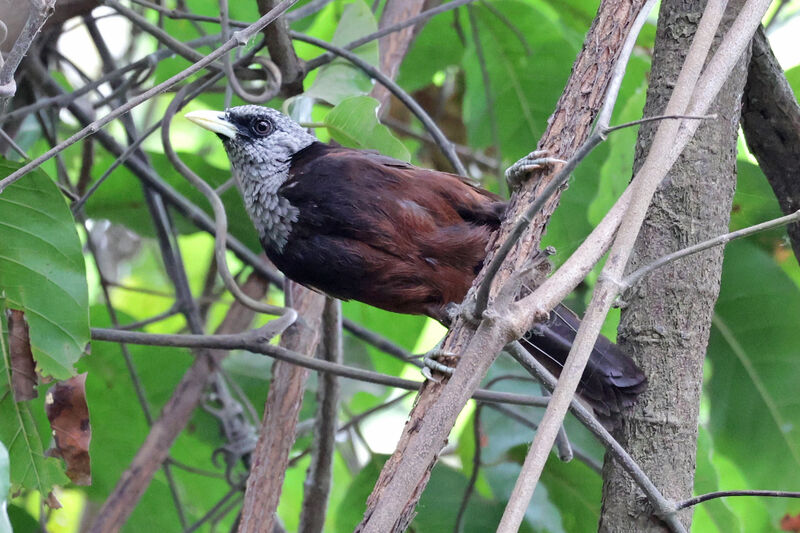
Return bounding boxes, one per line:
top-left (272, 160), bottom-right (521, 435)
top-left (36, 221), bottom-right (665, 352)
top-left (505, 150), bottom-right (567, 190)
top-left (420, 349), bottom-right (458, 382)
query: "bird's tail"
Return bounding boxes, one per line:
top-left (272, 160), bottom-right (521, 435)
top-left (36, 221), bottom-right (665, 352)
top-left (520, 303), bottom-right (647, 420)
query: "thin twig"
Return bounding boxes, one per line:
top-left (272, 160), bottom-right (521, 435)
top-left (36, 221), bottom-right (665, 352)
top-left (675, 490), bottom-right (800, 510)
top-left (0, 0), bottom-right (300, 193)
top-left (623, 209), bottom-right (800, 289)
top-left (298, 298), bottom-right (342, 533)
top-left (0, 0), bottom-right (56, 103)
top-left (90, 327), bottom-right (550, 408)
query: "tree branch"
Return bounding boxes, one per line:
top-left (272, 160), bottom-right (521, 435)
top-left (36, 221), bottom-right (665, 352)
top-left (355, 0), bottom-right (654, 529)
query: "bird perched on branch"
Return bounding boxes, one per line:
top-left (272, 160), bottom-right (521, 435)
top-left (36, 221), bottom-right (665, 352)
top-left (186, 105), bottom-right (646, 417)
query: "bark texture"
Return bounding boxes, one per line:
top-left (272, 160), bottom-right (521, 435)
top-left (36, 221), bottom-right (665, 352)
top-left (742, 27), bottom-right (800, 263)
top-left (598, 0), bottom-right (750, 530)
top-left (238, 282), bottom-right (326, 533)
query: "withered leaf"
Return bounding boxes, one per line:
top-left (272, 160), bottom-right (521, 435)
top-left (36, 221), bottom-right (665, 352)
top-left (7, 309), bottom-right (37, 401)
top-left (781, 513), bottom-right (800, 532)
top-left (45, 373), bottom-right (91, 485)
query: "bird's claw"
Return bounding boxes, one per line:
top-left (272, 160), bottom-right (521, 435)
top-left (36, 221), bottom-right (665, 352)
top-left (443, 302), bottom-right (481, 328)
top-left (421, 349), bottom-right (457, 382)
top-left (505, 150), bottom-right (567, 190)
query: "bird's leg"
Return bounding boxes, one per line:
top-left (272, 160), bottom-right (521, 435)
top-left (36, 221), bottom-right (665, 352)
top-left (505, 149), bottom-right (566, 190)
top-left (415, 337), bottom-right (458, 382)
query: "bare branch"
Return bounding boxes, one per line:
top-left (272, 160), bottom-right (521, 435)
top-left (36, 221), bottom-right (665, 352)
top-left (238, 284), bottom-right (325, 533)
top-left (623, 209), bottom-right (800, 289)
top-left (676, 490), bottom-right (800, 510)
top-left (90, 327), bottom-right (551, 408)
top-left (0, 0), bottom-right (299, 193)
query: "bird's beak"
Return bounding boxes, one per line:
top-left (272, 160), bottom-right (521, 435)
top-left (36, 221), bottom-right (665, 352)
top-left (185, 110), bottom-right (237, 139)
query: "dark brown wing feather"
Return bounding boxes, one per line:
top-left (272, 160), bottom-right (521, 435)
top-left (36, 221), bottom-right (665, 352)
top-left (274, 142), bottom-right (505, 318)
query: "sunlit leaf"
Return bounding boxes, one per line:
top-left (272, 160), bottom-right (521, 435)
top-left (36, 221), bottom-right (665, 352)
top-left (707, 240), bottom-right (800, 522)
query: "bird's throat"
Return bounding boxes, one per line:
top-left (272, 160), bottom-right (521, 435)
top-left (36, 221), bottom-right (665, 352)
top-left (235, 167), bottom-right (298, 252)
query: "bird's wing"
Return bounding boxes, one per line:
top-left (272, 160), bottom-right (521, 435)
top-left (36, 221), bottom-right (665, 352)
top-left (274, 143), bottom-right (505, 316)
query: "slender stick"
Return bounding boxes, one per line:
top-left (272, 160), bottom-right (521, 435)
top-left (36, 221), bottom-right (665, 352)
top-left (623, 209), bottom-right (800, 288)
top-left (676, 490), bottom-right (800, 510)
top-left (0, 0), bottom-right (56, 102)
top-left (472, 0), bottom-right (659, 316)
top-left (90, 327), bottom-right (549, 407)
top-left (0, 0), bottom-right (299, 193)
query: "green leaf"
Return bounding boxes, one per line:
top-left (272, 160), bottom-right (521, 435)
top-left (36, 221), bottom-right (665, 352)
top-left (539, 457), bottom-right (601, 533)
top-left (0, 441), bottom-right (11, 533)
top-left (324, 96), bottom-right (411, 161)
top-left (398, 13), bottom-right (464, 92)
top-left (729, 158), bottom-right (783, 236)
top-left (303, 0), bottom-right (379, 106)
top-left (0, 158), bottom-right (89, 379)
top-left (692, 427), bottom-right (743, 532)
top-left (335, 455), bottom-right (386, 532)
top-left (707, 240), bottom-right (800, 521)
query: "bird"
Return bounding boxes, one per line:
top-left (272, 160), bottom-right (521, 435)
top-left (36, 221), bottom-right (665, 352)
top-left (185, 105), bottom-right (647, 417)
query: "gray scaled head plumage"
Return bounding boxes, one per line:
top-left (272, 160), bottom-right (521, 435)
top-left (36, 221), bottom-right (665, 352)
top-left (185, 105), bottom-right (317, 251)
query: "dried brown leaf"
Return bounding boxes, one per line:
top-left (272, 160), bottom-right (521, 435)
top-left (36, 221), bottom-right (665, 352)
top-left (45, 373), bottom-right (91, 485)
top-left (781, 513), bottom-right (800, 532)
top-left (7, 309), bottom-right (37, 401)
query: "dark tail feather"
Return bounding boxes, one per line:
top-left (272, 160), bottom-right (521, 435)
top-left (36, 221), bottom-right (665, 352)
top-left (522, 303), bottom-right (647, 418)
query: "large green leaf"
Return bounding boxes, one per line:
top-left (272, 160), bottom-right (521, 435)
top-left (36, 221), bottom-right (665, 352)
top-left (707, 240), bottom-right (800, 521)
top-left (324, 96), bottom-right (411, 161)
top-left (693, 426), bottom-right (772, 532)
top-left (539, 455), bottom-right (601, 532)
top-left (462, 0), bottom-right (578, 163)
top-left (692, 427), bottom-right (743, 532)
top-left (0, 158), bottom-right (89, 379)
top-left (397, 11), bottom-right (465, 92)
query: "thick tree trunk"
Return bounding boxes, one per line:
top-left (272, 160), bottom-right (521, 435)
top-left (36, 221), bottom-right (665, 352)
top-left (598, 0), bottom-right (750, 530)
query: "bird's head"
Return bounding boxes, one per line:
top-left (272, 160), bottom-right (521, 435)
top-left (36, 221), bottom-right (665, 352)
top-left (185, 105), bottom-right (316, 184)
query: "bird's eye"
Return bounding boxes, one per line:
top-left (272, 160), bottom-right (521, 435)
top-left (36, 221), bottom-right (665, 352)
top-left (252, 119), bottom-right (272, 136)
